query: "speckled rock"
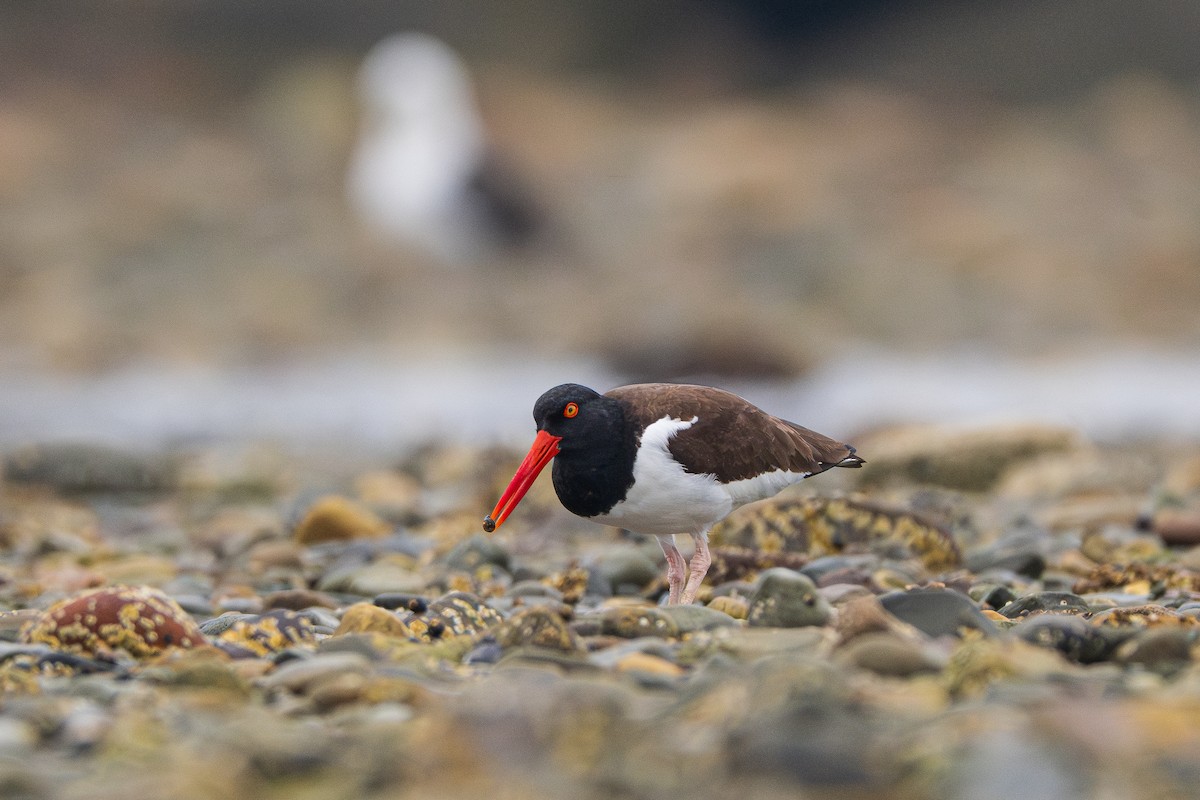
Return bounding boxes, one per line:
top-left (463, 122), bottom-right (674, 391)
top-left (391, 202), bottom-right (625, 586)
top-left (395, 591), bottom-right (503, 643)
top-left (997, 591), bottom-right (1089, 618)
top-left (597, 605), bottom-right (680, 639)
top-left (491, 606), bottom-right (582, 652)
top-left (879, 588), bottom-right (998, 638)
top-left (20, 585), bottom-right (204, 659)
top-left (214, 609), bottom-right (318, 656)
top-left (747, 569), bottom-right (832, 628)
top-left (709, 495), bottom-right (961, 571)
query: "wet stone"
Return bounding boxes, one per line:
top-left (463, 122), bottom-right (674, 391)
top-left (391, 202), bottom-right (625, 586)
top-left (965, 534), bottom-right (1048, 579)
top-left (659, 604), bottom-right (740, 633)
top-left (879, 588), bottom-right (998, 638)
top-left (747, 569), bottom-right (832, 629)
top-left (997, 591), bottom-right (1090, 619)
top-left (1012, 614), bottom-right (1116, 663)
top-left (445, 534), bottom-right (511, 573)
top-left (1114, 627), bottom-right (1196, 672)
top-left (835, 632), bottom-right (944, 677)
top-left (592, 546), bottom-right (661, 595)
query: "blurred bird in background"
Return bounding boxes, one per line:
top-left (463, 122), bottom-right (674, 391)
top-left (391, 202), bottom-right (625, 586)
top-left (347, 32), bottom-right (542, 265)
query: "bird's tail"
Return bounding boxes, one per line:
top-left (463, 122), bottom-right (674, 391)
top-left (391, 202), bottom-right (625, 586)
top-left (836, 445), bottom-right (865, 468)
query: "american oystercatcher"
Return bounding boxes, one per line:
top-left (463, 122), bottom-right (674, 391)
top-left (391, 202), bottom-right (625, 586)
top-left (484, 383), bottom-right (864, 604)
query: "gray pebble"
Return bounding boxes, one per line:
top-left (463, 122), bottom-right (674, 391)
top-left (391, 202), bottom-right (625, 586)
top-left (879, 588), bottom-right (998, 638)
top-left (747, 569), bottom-right (832, 628)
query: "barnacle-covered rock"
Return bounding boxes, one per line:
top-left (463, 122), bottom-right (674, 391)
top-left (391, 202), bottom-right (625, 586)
top-left (215, 609), bottom-right (318, 656)
top-left (398, 591), bottom-right (502, 643)
top-left (20, 585), bottom-right (204, 659)
top-left (709, 495), bottom-right (961, 572)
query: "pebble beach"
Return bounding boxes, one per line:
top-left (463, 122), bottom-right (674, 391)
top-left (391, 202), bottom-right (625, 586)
top-left (2, 428), bottom-right (1199, 800)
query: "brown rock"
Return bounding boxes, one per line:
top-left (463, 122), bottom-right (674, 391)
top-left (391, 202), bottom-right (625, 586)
top-left (21, 585), bottom-right (205, 659)
top-left (860, 423), bottom-right (1078, 491)
top-left (707, 595), bottom-right (748, 620)
top-left (334, 603), bottom-right (415, 638)
top-left (293, 495), bottom-right (391, 544)
top-left (263, 589), bottom-right (338, 611)
top-left (1154, 510), bottom-right (1200, 546)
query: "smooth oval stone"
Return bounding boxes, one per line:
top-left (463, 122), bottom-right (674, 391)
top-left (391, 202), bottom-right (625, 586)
top-left (747, 569), bottom-right (832, 628)
top-left (968, 583), bottom-right (1018, 609)
top-left (1013, 614), bottom-right (1115, 663)
top-left (658, 604), bottom-right (740, 633)
top-left (334, 603), bottom-right (412, 638)
top-left (998, 591), bottom-right (1089, 618)
top-left (507, 581), bottom-right (564, 600)
top-left (800, 555), bottom-right (878, 585)
top-left (1115, 627), bottom-right (1197, 672)
top-left (879, 588), bottom-right (998, 638)
top-left (261, 652), bottom-right (372, 693)
top-left (835, 632), bottom-right (945, 677)
top-left (593, 547), bottom-right (661, 595)
top-left (445, 534), bottom-right (511, 572)
top-left (965, 535), bottom-right (1047, 578)
top-left (463, 636), bottom-right (504, 665)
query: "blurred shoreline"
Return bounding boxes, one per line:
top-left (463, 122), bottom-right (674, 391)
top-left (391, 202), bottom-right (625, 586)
top-left (2, 346), bottom-right (1196, 452)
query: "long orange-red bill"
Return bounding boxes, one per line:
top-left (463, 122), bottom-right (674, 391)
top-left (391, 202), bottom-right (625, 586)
top-left (483, 429), bottom-right (562, 532)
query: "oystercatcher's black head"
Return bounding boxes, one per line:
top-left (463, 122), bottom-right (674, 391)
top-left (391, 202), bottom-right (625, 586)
top-left (531, 383), bottom-right (620, 448)
top-left (484, 383), bottom-right (631, 532)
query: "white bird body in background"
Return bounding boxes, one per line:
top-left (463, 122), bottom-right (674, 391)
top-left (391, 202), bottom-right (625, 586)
top-left (348, 33), bottom-right (538, 264)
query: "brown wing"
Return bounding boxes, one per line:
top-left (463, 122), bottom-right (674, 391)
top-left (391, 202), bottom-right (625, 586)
top-left (605, 383), bottom-right (862, 483)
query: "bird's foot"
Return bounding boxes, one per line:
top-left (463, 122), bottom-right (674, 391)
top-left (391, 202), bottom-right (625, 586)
top-left (678, 531), bottom-right (712, 605)
top-left (658, 535), bottom-right (686, 605)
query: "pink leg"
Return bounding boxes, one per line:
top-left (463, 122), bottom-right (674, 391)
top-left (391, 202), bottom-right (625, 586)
top-left (679, 530), bottom-right (711, 605)
top-left (657, 535), bottom-right (686, 605)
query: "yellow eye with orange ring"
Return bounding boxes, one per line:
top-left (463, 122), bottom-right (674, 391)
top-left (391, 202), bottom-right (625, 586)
top-left (563, 402), bottom-right (579, 418)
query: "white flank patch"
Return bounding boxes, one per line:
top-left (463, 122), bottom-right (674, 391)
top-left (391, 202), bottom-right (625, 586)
top-left (591, 416), bottom-right (729, 536)
top-left (590, 415), bottom-right (813, 536)
top-left (721, 468), bottom-right (812, 508)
